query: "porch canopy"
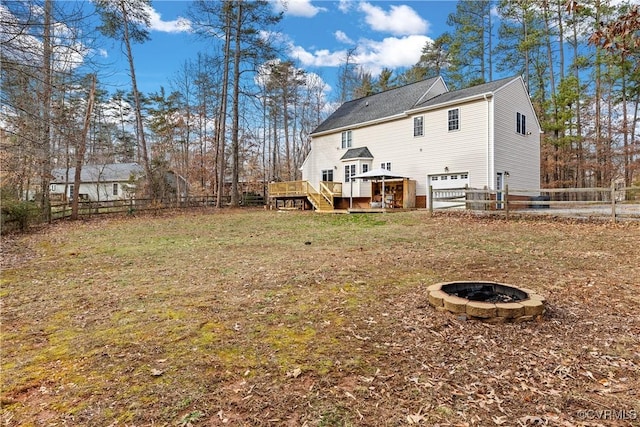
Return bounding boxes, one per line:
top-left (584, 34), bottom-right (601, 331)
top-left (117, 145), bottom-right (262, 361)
top-left (350, 168), bottom-right (408, 208)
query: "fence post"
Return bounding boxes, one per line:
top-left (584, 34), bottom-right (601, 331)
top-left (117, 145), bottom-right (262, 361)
top-left (428, 185), bottom-right (433, 216)
top-left (505, 184), bottom-right (510, 220)
top-left (464, 185), bottom-right (469, 211)
top-left (611, 181), bottom-right (616, 223)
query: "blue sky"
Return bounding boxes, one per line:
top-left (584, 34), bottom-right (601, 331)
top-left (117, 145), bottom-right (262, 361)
top-left (97, 0), bottom-right (460, 97)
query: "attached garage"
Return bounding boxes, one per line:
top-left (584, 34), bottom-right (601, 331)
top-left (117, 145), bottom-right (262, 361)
top-left (427, 172), bottom-right (469, 209)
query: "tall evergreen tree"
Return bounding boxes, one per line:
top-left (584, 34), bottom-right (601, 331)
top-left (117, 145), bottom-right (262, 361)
top-left (95, 0), bottom-right (154, 195)
top-left (446, 0), bottom-right (494, 89)
top-left (189, 0), bottom-right (281, 206)
top-left (496, 0), bottom-right (542, 90)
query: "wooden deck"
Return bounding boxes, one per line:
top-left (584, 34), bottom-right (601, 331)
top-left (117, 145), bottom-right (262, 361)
top-left (268, 181), bottom-right (342, 211)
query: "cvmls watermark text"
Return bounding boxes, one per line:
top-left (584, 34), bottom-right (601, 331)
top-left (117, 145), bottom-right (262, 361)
top-left (576, 409), bottom-right (637, 421)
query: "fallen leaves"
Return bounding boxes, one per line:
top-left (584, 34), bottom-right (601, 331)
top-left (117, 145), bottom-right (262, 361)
top-left (1, 211), bottom-right (639, 426)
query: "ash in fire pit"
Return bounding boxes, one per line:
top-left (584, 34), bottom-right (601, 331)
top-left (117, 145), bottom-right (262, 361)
top-left (427, 281), bottom-right (545, 322)
top-left (444, 282), bottom-right (526, 303)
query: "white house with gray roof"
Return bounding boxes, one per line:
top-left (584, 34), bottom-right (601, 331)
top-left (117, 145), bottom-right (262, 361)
top-left (50, 163), bottom-right (144, 202)
top-left (293, 75), bottom-right (541, 210)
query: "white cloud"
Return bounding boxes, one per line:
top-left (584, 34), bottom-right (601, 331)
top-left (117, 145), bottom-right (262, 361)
top-left (334, 30), bottom-right (354, 44)
top-left (338, 0), bottom-right (354, 13)
top-left (355, 35), bottom-right (432, 74)
top-left (286, 33), bottom-right (432, 76)
top-left (147, 6), bottom-right (191, 33)
top-left (273, 0), bottom-right (327, 17)
top-left (358, 2), bottom-right (429, 36)
top-left (289, 45), bottom-right (347, 68)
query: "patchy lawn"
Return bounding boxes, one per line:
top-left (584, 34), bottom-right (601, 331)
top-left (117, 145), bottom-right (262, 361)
top-left (1, 210), bottom-right (639, 426)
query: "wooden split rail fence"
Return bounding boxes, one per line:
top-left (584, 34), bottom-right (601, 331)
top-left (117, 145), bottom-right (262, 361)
top-left (428, 183), bottom-right (640, 222)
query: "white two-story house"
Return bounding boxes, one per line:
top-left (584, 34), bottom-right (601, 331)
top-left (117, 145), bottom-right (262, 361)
top-left (270, 75), bottom-right (541, 211)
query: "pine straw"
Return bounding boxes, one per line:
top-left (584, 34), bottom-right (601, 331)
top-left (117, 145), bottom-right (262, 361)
top-left (1, 210), bottom-right (639, 426)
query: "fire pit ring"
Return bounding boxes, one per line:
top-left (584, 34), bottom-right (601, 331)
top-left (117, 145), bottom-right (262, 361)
top-left (427, 281), bottom-right (545, 322)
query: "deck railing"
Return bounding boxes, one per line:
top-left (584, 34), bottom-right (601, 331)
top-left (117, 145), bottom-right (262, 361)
top-left (268, 181), bottom-right (342, 198)
top-left (268, 180), bottom-right (343, 210)
top-left (268, 181), bottom-right (310, 197)
top-left (319, 181), bottom-right (342, 203)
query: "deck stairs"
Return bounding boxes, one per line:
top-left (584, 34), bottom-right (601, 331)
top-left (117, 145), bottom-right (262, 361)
top-left (268, 181), bottom-right (341, 211)
top-left (307, 188), bottom-right (333, 211)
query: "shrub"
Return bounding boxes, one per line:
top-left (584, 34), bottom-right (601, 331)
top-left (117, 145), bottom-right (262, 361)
top-left (1, 199), bottom-right (39, 232)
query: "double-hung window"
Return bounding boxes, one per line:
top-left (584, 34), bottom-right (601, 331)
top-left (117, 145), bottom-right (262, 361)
top-left (413, 116), bottom-right (424, 137)
top-left (341, 130), bottom-right (352, 149)
top-left (380, 162), bottom-right (391, 171)
top-left (361, 163), bottom-right (370, 181)
top-left (322, 169), bottom-right (334, 182)
top-left (344, 164), bottom-right (356, 182)
top-left (113, 183), bottom-right (119, 196)
top-left (516, 112), bottom-right (527, 135)
top-left (448, 108), bottom-right (459, 131)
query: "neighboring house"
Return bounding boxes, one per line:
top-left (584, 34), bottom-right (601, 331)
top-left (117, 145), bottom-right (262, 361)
top-left (271, 75), bottom-right (541, 210)
top-left (50, 163), bottom-right (144, 202)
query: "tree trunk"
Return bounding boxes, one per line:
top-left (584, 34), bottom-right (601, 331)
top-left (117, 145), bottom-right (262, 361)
top-left (542, 0), bottom-right (560, 186)
top-left (40, 0), bottom-right (53, 222)
top-left (216, 4), bottom-right (232, 208)
top-left (230, 1), bottom-right (242, 207)
top-left (570, 8), bottom-right (585, 188)
top-left (72, 75), bottom-right (96, 220)
top-left (120, 1), bottom-right (152, 196)
top-left (594, 1), bottom-right (604, 187)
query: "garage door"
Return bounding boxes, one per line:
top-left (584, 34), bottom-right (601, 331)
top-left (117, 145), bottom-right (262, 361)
top-left (427, 172), bottom-right (469, 209)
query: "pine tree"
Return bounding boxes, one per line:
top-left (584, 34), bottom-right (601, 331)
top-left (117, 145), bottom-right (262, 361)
top-left (445, 0), bottom-right (494, 89)
top-left (95, 0), bottom-right (155, 196)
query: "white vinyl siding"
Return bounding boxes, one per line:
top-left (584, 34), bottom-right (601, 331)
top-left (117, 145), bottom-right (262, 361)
top-left (306, 99), bottom-right (491, 197)
top-left (493, 79), bottom-right (540, 190)
top-left (301, 76), bottom-right (539, 199)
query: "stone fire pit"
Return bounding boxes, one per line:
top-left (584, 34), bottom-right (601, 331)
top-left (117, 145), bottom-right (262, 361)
top-left (427, 281), bottom-right (545, 322)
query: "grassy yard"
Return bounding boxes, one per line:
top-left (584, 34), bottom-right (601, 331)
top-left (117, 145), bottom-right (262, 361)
top-left (1, 210), bottom-right (639, 426)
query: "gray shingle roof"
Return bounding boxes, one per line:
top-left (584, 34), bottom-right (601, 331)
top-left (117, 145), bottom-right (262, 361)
top-left (312, 75), bottom-right (521, 134)
top-left (340, 146), bottom-right (374, 160)
top-left (52, 163), bottom-right (144, 183)
top-left (312, 77), bottom-right (441, 134)
top-left (414, 76), bottom-right (519, 109)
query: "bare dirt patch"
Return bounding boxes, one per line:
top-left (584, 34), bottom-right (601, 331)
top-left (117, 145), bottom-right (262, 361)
top-left (1, 210), bottom-right (639, 426)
